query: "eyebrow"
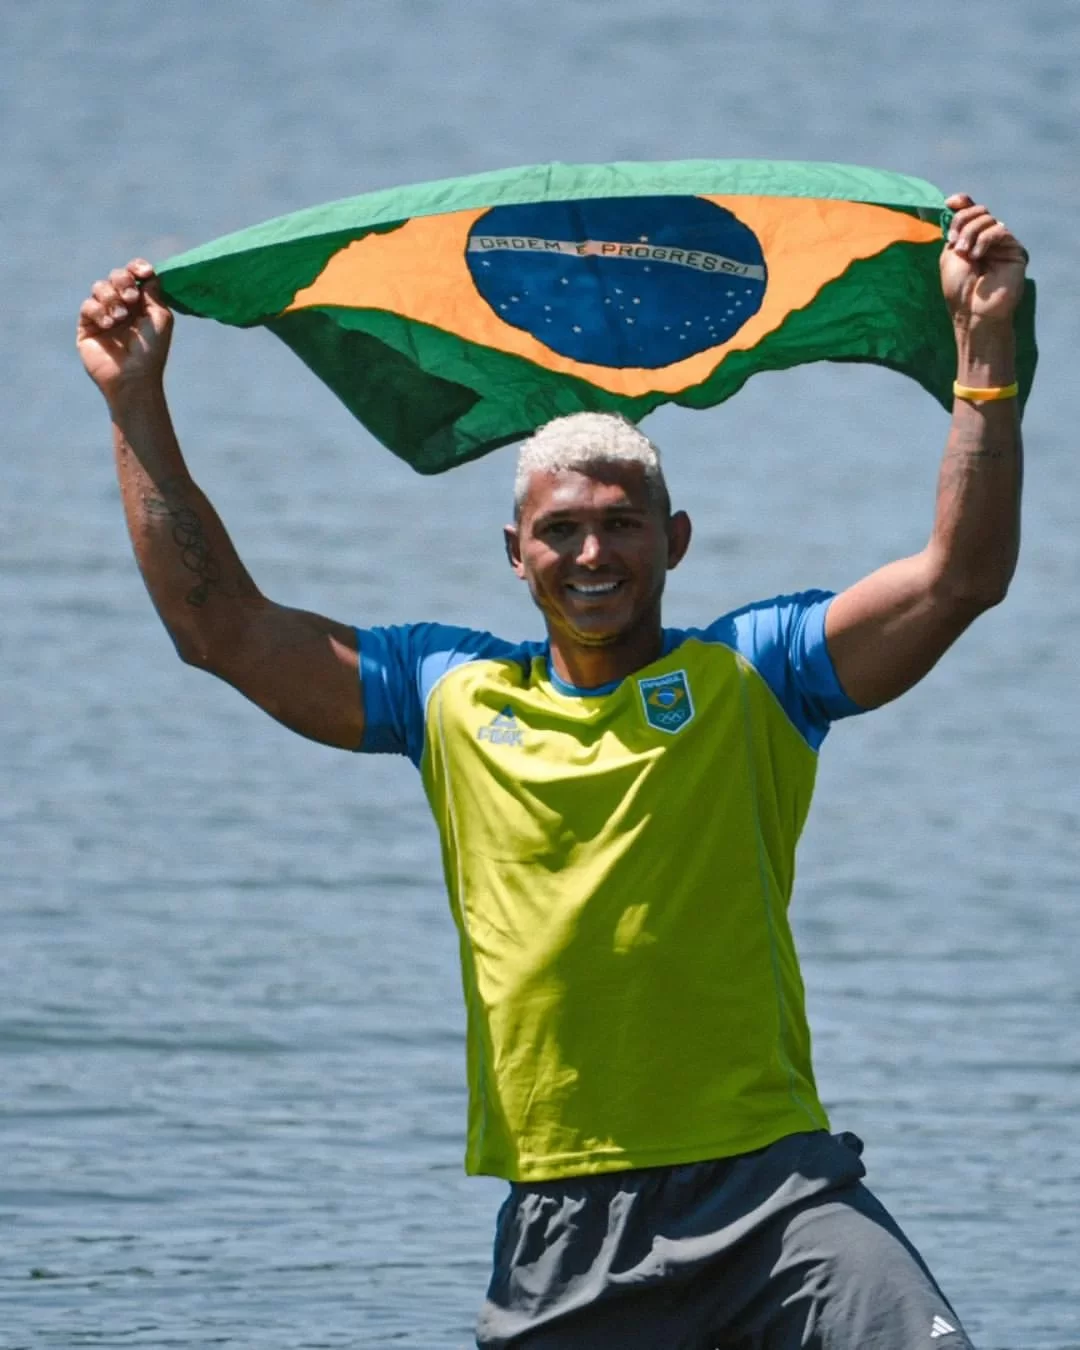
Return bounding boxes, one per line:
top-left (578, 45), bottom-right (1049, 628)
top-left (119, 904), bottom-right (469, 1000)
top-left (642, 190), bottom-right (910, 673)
top-left (531, 503), bottom-right (649, 525)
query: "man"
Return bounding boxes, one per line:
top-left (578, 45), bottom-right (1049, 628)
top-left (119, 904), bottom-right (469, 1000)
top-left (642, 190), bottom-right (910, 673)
top-left (78, 193), bottom-right (1025, 1348)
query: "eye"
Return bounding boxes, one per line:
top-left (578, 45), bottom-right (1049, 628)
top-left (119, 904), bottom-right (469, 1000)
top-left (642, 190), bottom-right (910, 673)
top-left (607, 515), bottom-right (642, 530)
top-left (540, 519), bottom-right (577, 540)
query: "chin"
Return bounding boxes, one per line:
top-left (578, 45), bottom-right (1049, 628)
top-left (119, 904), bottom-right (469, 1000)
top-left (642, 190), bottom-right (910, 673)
top-left (535, 592), bottom-right (643, 648)
top-left (559, 609), bottom-right (641, 647)
top-left (565, 625), bottom-right (625, 648)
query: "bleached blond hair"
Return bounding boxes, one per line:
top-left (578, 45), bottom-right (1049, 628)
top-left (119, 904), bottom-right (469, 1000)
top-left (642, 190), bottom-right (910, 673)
top-left (513, 412), bottom-right (670, 519)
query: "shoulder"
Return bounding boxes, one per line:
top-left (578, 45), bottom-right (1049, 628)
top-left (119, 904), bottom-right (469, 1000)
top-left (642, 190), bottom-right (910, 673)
top-left (356, 622), bottom-right (543, 761)
top-left (359, 621), bottom-right (531, 681)
top-left (668, 591), bottom-right (858, 746)
top-left (674, 590), bottom-right (836, 660)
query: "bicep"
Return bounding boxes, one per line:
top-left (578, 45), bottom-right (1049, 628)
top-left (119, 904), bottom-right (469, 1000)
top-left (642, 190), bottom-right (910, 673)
top-left (207, 600), bottom-right (365, 749)
top-left (825, 551), bottom-right (980, 710)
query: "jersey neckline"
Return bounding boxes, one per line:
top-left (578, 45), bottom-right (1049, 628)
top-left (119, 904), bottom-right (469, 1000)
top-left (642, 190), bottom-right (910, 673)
top-left (543, 630), bottom-right (682, 698)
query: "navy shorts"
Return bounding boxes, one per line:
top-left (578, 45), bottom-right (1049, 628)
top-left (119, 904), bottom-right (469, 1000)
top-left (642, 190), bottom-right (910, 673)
top-left (477, 1131), bottom-right (974, 1349)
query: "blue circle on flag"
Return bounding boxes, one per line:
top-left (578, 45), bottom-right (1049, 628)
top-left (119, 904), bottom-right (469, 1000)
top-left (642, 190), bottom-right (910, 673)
top-left (465, 195), bottom-right (767, 369)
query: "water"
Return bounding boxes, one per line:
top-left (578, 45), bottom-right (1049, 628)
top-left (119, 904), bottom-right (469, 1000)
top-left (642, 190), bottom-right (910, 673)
top-left (2, 1), bottom-right (1079, 1345)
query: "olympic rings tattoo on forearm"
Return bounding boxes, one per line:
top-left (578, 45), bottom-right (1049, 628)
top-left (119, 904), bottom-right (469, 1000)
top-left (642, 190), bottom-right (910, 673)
top-left (146, 495), bottom-right (226, 608)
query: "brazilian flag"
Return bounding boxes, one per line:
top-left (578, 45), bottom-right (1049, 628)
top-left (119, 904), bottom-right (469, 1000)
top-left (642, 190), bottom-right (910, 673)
top-left (158, 159), bottom-right (1037, 475)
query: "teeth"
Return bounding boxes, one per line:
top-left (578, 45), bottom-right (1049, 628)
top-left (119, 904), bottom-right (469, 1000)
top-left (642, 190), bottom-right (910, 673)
top-left (568, 581), bottom-right (620, 595)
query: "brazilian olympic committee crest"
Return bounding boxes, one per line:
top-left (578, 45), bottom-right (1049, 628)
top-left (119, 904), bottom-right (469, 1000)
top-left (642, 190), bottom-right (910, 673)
top-left (638, 670), bottom-right (695, 734)
top-left (465, 195), bottom-right (767, 369)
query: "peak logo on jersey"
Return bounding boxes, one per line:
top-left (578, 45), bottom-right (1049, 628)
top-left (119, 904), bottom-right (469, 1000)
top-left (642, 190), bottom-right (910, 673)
top-left (477, 705), bottom-right (525, 746)
top-left (638, 671), bottom-right (694, 734)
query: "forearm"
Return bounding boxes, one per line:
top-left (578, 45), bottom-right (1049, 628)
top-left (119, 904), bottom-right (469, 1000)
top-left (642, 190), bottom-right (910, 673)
top-left (109, 381), bottom-right (261, 665)
top-left (927, 320), bottom-right (1023, 607)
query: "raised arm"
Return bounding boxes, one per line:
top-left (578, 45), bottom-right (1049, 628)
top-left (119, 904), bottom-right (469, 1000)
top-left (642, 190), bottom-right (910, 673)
top-left (77, 260), bottom-right (365, 749)
top-left (824, 194), bottom-right (1026, 710)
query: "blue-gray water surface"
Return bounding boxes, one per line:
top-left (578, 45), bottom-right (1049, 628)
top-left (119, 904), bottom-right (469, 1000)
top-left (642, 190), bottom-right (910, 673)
top-left (2, 2), bottom-right (1078, 1345)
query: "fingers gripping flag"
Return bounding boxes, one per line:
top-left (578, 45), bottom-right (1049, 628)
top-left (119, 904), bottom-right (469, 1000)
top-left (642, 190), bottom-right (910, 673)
top-left (158, 159), bottom-right (1037, 474)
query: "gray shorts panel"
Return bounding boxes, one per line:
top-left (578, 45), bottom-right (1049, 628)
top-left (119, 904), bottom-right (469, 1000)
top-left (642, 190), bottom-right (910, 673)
top-left (476, 1131), bottom-right (974, 1350)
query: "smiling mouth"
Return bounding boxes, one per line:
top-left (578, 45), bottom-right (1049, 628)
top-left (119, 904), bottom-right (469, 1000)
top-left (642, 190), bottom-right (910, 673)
top-left (565, 580), bottom-right (625, 597)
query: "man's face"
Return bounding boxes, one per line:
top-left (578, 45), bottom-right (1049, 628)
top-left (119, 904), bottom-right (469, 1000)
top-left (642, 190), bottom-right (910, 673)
top-left (505, 462), bottom-right (690, 648)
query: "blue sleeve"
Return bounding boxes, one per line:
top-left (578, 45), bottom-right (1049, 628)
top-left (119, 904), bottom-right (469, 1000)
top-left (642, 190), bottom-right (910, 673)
top-left (700, 591), bottom-right (863, 749)
top-left (356, 623), bottom-right (521, 767)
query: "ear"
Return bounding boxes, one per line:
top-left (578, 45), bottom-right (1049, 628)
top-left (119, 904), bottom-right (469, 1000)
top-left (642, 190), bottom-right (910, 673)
top-left (666, 509), bottom-right (692, 570)
top-left (504, 523), bottom-right (526, 579)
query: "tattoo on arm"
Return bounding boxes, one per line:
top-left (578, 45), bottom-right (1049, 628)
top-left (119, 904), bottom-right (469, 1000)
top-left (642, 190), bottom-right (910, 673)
top-left (938, 409), bottom-right (1018, 494)
top-left (146, 488), bottom-right (255, 609)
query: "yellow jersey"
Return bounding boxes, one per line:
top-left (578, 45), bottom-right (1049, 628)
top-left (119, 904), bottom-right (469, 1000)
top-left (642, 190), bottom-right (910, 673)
top-left (357, 593), bottom-right (861, 1181)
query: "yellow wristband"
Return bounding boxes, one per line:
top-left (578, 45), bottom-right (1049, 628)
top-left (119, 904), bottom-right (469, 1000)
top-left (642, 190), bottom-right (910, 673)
top-left (953, 380), bottom-right (1019, 402)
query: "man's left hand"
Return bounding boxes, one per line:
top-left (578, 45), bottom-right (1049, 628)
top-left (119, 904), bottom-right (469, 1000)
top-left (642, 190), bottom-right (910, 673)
top-left (941, 193), bottom-right (1028, 326)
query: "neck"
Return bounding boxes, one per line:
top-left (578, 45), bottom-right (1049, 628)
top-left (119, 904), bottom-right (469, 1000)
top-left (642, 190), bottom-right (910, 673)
top-left (547, 617), bottom-right (665, 689)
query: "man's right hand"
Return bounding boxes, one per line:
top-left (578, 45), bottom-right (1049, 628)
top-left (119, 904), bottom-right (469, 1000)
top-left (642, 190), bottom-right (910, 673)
top-left (80, 256), bottom-right (366, 752)
top-left (77, 259), bottom-right (173, 398)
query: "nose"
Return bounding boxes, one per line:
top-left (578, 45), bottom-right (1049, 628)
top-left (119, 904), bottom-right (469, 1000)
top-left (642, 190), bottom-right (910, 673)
top-left (577, 530), bottom-right (604, 567)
